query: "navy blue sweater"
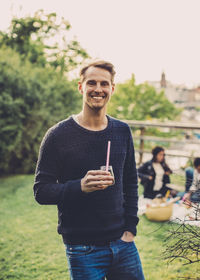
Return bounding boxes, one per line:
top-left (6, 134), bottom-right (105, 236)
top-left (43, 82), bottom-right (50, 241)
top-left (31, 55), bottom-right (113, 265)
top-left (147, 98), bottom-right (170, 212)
top-left (33, 115), bottom-right (139, 245)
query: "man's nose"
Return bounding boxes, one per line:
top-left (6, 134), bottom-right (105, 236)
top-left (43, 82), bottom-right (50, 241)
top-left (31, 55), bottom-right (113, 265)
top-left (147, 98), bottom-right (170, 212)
top-left (95, 83), bottom-right (103, 92)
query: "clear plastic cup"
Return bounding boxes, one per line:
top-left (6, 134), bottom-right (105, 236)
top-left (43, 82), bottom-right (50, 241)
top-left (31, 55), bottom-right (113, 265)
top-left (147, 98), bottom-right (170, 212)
top-left (100, 165), bottom-right (115, 186)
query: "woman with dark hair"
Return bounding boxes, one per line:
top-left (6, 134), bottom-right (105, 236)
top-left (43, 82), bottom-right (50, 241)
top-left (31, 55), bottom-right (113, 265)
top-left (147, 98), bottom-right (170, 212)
top-left (138, 146), bottom-right (172, 199)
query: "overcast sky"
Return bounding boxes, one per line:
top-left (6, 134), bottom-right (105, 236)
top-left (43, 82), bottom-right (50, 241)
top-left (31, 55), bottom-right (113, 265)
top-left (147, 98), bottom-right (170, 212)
top-left (1, 0), bottom-right (200, 87)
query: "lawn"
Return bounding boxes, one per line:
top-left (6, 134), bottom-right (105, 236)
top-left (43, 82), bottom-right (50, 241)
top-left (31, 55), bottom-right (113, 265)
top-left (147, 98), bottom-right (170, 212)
top-left (0, 175), bottom-right (199, 279)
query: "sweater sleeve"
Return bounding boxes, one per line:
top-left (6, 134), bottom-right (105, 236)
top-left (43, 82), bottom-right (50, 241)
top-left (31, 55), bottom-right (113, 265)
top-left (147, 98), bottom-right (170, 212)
top-left (123, 127), bottom-right (139, 236)
top-left (33, 128), bottom-right (83, 205)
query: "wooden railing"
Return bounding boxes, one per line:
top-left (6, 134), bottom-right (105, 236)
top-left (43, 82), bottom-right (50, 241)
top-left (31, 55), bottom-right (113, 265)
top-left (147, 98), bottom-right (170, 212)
top-left (123, 120), bottom-right (200, 164)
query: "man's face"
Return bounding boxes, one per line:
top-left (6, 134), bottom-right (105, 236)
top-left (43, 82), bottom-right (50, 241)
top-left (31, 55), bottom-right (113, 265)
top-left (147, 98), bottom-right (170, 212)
top-left (78, 66), bottom-right (115, 111)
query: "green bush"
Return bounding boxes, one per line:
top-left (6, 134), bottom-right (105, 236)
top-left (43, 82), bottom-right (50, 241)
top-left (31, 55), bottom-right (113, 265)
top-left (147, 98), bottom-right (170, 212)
top-left (0, 47), bottom-right (81, 175)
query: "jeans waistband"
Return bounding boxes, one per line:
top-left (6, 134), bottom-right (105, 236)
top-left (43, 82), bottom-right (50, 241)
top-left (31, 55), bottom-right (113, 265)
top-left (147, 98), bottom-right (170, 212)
top-left (90, 240), bottom-right (112, 246)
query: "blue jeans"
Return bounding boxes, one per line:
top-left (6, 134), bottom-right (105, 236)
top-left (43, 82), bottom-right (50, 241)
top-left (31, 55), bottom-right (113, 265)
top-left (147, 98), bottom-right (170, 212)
top-left (64, 239), bottom-right (145, 280)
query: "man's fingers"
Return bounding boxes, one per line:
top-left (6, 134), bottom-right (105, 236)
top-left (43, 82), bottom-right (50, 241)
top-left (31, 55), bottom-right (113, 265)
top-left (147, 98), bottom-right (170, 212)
top-left (82, 169), bottom-right (114, 193)
top-left (87, 170), bottom-right (110, 176)
top-left (87, 186), bottom-right (104, 192)
top-left (97, 185), bottom-right (110, 189)
top-left (88, 185), bottom-right (110, 192)
top-left (87, 180), bottom-right (113, 186)
top-left (86, 175), bottom-right (113, 183)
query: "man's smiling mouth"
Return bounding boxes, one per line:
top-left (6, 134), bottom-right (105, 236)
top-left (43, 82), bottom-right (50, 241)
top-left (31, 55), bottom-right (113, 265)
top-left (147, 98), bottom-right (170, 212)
top-left (90, 94), bottom-right (106, 100)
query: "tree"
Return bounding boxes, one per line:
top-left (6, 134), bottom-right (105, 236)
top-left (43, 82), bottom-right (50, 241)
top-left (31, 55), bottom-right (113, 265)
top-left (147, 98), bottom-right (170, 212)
top-left (0, 47), bottom-right (81, 175)
top-left (108, 75), bottom-right (181, 121)
top-left (0, 10), bottom-right (89, 74)
top-left (0, 11), bottom-right (88, 175)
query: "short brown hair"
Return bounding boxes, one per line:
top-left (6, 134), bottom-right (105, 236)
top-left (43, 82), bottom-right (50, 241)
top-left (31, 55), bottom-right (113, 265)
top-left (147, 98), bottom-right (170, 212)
top-left (79, 60), bottom-right (116, 84)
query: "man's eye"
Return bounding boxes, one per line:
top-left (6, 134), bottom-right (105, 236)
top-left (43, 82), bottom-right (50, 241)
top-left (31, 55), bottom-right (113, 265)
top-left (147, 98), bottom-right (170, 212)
top-left (101, 82), bottom-right (109, 87)
top-left (87, 81), bottom-right (96, 86)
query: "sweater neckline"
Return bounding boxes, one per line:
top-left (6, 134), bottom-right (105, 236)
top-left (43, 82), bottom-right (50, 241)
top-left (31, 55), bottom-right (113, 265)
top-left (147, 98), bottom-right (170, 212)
top-left (70, 115), bottom-right (112, 134)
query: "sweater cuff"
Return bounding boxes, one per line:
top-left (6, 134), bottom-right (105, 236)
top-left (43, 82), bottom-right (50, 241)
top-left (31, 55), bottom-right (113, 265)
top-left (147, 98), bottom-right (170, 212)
top-left (65, 179), bottom-right (86, 198)
top-left (124, 216), bottom-right (139, 236)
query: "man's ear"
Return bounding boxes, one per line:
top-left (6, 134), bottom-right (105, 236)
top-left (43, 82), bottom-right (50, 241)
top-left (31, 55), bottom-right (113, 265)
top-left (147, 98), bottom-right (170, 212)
top-left (78, 81), bottom-right (83, 95)
top-left (111, 83), bottom-right (115, 95)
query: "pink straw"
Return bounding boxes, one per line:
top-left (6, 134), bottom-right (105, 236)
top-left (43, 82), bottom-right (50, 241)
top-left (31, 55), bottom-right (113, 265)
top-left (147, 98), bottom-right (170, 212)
top-left (106, 141), bottom-right (111, 172)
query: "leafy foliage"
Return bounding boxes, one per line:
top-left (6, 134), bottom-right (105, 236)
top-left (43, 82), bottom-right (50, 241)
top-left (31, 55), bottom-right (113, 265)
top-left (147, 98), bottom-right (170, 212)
top-left (108, 75), bottom-right (181, 121)
top-left (0, 10), bottom-right (89, 73)
top-left (0, 47), bottom-right (81, 175)
top-left (0, 11), bottom-right (89, 175)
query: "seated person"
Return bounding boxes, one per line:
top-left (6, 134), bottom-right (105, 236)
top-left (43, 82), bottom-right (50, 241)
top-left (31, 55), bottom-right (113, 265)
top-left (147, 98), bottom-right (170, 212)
top-left (138, 146), bottom-right (172, 199)
top-left (185, 166), bottom-right (194, 192)
top-left (184, 158), bottom-right (200, 203)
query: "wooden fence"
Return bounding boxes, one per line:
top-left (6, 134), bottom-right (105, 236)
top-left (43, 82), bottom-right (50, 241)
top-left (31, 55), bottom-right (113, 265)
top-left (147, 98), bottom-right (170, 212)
top-left (123, 120), bottom-right (200, 164)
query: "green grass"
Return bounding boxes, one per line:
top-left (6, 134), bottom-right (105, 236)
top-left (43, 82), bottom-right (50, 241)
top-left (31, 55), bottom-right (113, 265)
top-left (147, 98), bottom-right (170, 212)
top-left (0, 175), bottom-right (199, 279)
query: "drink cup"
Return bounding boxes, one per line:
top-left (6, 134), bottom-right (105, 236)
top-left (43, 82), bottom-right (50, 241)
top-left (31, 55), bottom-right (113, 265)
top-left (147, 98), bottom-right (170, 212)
top-left (100, 165), bottom-right (115, 186)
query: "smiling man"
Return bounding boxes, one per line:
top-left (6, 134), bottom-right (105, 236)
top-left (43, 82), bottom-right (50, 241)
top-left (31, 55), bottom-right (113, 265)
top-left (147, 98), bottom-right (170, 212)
top-left (33, 60), bottom-right (145, 280)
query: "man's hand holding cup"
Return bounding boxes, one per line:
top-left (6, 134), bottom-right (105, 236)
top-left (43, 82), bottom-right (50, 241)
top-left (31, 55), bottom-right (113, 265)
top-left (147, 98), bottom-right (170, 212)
top-left (81, 170), bottom-right (114, 193)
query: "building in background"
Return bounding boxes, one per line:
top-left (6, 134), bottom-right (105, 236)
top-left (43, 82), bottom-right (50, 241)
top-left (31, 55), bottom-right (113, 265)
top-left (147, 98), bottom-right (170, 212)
top-left (147, 73), bottom-right (200, 122)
